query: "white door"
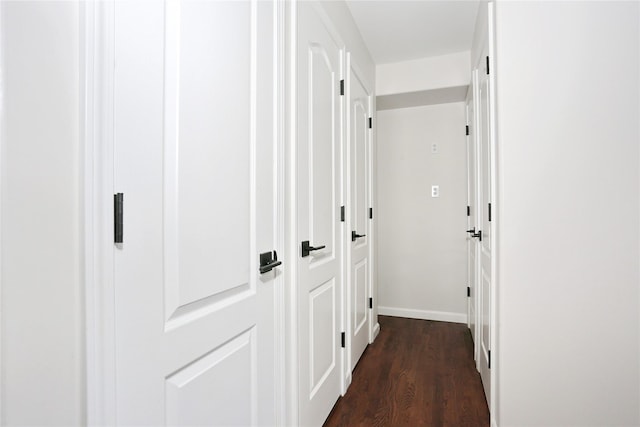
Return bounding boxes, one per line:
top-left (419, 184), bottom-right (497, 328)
top-left (477, 48), bottom-right (493, 405)
top-left (347, 57), bottom-right (371, 371)
top-left (112, 1), bottom-right (279, 424)
top-left (296, 3), bottom-right (344, 425)
top-left (465, 81), bottom-right (478, 358)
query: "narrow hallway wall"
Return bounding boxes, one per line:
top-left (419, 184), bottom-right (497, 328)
top-left (494, 1), bottom-right (640, 424)
top-left (1, 1), bottom-right (84, 425)
top-left (377, 102), bottom-right (467, 322)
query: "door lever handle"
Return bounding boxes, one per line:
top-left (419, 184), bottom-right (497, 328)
top-left (301, 241), bottom-right (326, 257)
top-left (259, 250), bottom-right (282, 274)
top-left (466, 228), bottom-right (475, 233)
top-left (351, 231), bottom-right (366, 242)
top-left (471, 230), bottom-right (482, 241)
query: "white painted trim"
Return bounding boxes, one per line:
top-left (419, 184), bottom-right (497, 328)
top-left (367, 89), bottom-right (375, 346)
top-left (284, 0), bottom-right (299, 425)
top-left (487, 3), bottom-right (498, 427)
top-left (0, 1), bottom-right (4, 420)
top-left (372, 322), bottom-right (380, 341)
top-left (274, 0), bottom-right (287, 423)
top-left (344, 51), bottom-right (352, 378)
top-left (340, 47), bottom-right (348, 397)
top-left (378, 306), bottom-right (467, 324)
top-left (464, 85), bottom-right (472, 332)
top-left (471, 67), bottom-right (481, 372)
top-left (84, 1), bottom-right (116, 424)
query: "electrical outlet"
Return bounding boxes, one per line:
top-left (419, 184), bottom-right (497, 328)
top-left (431, 143), bottom-right (438, 154)
top-left (431, 185), bottom-right (439, 198)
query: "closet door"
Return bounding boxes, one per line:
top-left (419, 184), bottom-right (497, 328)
top-left (112, 1), bottom-right (279, 424)
top-left (347, 57), bottom-right (372, 371)
top-left (296, 2), bottom-right (344, 425)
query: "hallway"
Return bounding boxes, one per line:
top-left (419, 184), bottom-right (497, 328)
top-left (324, 316), bottom-right (489, 427)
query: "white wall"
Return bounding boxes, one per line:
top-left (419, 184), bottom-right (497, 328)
top-left (319, 1), bottom-right (374, 86)
top-left (377, 102), bottom-right (467, 323)
top-left (1, 1), bottom-right (84, 425)
top-left (376, 52), bottom-right (470, 96)
top-left (494, 2), bottom-right (640, 425)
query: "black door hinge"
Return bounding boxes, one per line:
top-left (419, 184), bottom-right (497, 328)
top-left (341, 205), bottom-right (345, 222)
top-left (114, 193), bottom-right (124, 243)
top-left (466, 125), bottom-right (469, 136)
top-left (488, 350), bottom-right (491, 369)
top-left (369, 207), bottom-right (373, 219)
top-left (467, 286), bottom-right (471, 297)
top-left (340, 79), bottom-right (344, 96)
top-left (467, 205), bottom-right (471, 217)
top-left (341, 332), bottom-right (345, 348)
top-left (369, 297), bottom-right (373, 309)
top-left (369, 117), bottom-right (372, 129)
top-left (488, 203), bottom-right (492, 222)
top-left (486, 56), bottom-right (490, 75)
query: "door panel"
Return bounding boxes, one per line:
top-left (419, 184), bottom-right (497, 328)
top-left (348, 59), bottom-right (371, 371)
top-left (164, 0), bottom-right (253, 323)
top-left (477, 47), bottom-right (492, 406)
top-left (165, 329), bottom-right (255, 426)
top-left (113, 1), bottom-right (277, 425)
top-left (297, 3), bottom-right (343, 425)
top-left (353, 259), bottom-right (367, 332)
top-left (310, 279), bottom-right (337, 396)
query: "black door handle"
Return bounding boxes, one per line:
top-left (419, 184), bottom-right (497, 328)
top-left (301, 241), bottom-right (326, 257)
top-left (259, 250), bottom-right (282, 274)
top-left (471, 230), bottom-right (482, 241)
top-left (351, 231), bottom-right (366, 242)
top-left (466, 227), bottom-right (475, 233)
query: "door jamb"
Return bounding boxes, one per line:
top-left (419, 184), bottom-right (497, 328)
top-left (83, 1), bottom-right (117, 425)
top-left (0, 1), bottom-right (4, 420)
top-left (344, 53), bottom-right (374, 380)
top-left (284, 0), bottom-right (299, 424)
top-left (487, 3), bottom-right (498, 426)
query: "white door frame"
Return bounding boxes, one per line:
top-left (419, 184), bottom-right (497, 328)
top-left (283, 0), bottom-right (299, 423)
top-left (465, 78), bottom-right (480, 368)
top-left (83, 1), bottom-right (287, 424)
top-left (83, 2), bottom-right (117, 423)
top-left (345, 52), bottom-right (373, 380)
top-left (0, 2), bottom-right (4, 419)
top-left (487, 3), bottom-right (498, 426)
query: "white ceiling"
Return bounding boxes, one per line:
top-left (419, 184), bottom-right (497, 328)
top-left (345, 0), bottom-right (481, 64)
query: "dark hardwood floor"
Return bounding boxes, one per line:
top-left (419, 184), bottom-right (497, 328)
top-left (323, 316), bottom-right (489, 427)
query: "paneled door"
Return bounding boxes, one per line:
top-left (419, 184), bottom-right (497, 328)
top-left (477, 45), bottom-right (493, 406)
top-left (465, 80), bottom-right (479, 362)
top-left (347, 56), bottom-right (371, 372)
top-left (112, 1), bottom-right (279, 424)
top-left (296, 2), bottom-right (344, 425)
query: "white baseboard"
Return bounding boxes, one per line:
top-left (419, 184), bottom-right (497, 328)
top-left (371, 322), bottom-right (380, 342)
top-left (378, 306), bottom-right (467, 324)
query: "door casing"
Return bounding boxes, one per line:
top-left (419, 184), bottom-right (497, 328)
top-left (345, 52), bottom-right (373, 377)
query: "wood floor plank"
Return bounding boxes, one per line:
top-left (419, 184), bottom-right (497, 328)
top-left (323, 316), bottom-right (489, 427)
